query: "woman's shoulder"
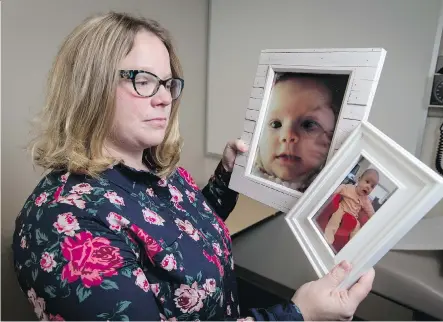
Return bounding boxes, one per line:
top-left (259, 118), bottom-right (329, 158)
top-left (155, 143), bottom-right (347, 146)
top-left (14, 170), bottom-right (126, 235)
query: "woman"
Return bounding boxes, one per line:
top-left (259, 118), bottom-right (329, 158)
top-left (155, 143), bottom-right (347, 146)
top-left (12, 12), bottom-right (374, 321)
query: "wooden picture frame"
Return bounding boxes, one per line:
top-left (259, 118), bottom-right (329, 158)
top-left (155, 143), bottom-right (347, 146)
top-left (284, 121), bottom-right (443, 289)
top-left (229, 48), bottom-right (386, 213)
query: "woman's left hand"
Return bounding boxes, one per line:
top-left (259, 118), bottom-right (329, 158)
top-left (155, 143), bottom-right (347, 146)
top-left (221, 139), bottom-right (249, 172)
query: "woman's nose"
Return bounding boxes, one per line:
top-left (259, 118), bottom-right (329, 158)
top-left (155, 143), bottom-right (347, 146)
top-left (151, 85), bottom-right (172, 107)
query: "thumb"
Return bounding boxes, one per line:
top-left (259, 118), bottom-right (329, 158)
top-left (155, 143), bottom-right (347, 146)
top-left (322, 260), bottom-right (352, 289)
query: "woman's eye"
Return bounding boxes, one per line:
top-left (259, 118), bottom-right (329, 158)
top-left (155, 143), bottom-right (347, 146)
top-left (136, 81), bottom-right (150, 86)
top-left (270, 120), bottom-right (282, 128)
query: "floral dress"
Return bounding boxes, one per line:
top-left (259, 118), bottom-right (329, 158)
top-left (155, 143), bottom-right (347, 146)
top-left (12, 161), bottom-right (303, 321)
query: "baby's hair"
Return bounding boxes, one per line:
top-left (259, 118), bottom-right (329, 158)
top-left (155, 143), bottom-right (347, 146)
top-left (361, 168), bottom-right (380, 181)
top-left (274, 72), bottom-right (349, 121)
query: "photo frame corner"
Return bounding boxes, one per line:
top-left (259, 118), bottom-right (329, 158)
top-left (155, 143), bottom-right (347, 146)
top-left (284, 119), bottom-right (443, 289)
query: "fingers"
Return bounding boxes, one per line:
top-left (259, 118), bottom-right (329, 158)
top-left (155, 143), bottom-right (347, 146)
top-left (227, 139), bottom-right (248, 153)
top-left (348, 268), bottom-right (375, 304)
top-left (323, 260), bottom-right (352, 288)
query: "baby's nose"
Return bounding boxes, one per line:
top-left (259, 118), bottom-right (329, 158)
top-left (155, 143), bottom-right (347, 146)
top-left (280, 129), bottom-right (298, 143)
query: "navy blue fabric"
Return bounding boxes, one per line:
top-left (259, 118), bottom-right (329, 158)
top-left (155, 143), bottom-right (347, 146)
top-left (12, 161), bottom-right (303, 321)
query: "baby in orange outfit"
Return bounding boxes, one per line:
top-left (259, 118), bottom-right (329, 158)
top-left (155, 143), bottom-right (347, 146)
top-left (324, 168), bottom-right (379, 251)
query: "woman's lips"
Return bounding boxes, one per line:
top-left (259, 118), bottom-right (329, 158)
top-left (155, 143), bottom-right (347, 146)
top-left (145, 118), bottom-right (167, 128)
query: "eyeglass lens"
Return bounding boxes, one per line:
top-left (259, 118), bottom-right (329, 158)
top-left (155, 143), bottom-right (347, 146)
top-left (134, 72), bottom-right (182, 99)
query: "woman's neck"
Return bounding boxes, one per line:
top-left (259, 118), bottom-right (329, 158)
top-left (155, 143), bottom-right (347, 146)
top-left (103, 142), bottom-right (149, 172)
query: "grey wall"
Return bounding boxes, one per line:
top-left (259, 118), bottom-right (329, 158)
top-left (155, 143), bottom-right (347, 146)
top-left (206, 0), bottom-right (442, 158)
top-left (1, 0), bottom-right (208, 320)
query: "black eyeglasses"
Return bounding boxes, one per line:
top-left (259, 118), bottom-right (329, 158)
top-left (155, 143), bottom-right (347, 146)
top-left (119, 69), bottom-right (184, 100)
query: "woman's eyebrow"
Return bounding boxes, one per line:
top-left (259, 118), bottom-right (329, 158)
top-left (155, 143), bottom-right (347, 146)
top-left (131, 67), bottom-right (172, 79)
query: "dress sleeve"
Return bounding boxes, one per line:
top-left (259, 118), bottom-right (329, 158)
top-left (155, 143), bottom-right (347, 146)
top-left (201, 160), bottom-right (239, 221)
top-left (16, 205), bottom-right (166, 321)
top-left (246, 301), bottom-right (305, 321)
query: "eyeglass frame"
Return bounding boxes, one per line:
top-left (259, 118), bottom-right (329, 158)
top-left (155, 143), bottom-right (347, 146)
top-left (119, 69), bottom-right (184, 100)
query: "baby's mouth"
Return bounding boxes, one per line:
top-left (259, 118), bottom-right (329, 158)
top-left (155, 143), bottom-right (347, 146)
top-left (275, 154), bottom-right (301, 163)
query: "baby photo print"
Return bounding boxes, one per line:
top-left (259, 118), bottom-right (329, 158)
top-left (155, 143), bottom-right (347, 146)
top-left (313, 155), bottom-right (397, 254)
top-left (251, 71), bottom-right (349, 193)
top-left (229, 48), bottom-right (387, 214)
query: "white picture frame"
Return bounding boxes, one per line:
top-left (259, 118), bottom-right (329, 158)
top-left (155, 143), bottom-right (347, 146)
top-left (229, 48), bottom-right (386, 213)
top-left (284, 121), bottom-right (443, 290)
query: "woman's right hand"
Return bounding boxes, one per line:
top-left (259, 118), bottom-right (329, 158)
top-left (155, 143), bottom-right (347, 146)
top-left (291, 261), bottom-right (374, 321)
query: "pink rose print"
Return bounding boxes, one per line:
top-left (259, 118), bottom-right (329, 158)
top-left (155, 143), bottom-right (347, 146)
top-left (106, 212), bottom-right (130, 231)
top-left (35, 192), bottom-right (48, 207)
top-left (49, 313), bottom-right (65, 321)
top-left (173, 282), bottom-right (206, 314)
top-left (130, 224), bottom-right (163, 260)
top-left (203, 278), bottom-right (216, 294)
top-left (40, 252), bottom-right (57, 273)
top-left (104, 191), bottom-right (125, 206)
top-left (215, 215), bottom-right (231, 242)
top-left (27, 288), bottom-right (48, 321)
top-left (20, 236), bottom-right (27, 249)
top-left (53, 185), bottom-right (64, 202)
top-left (60, 172), bottom-right (70, 183)
top-left (202, 201), bottom-right (212, 213)
top-left (60, 231), bottom-right (123, 288)
top-left (58, 194), bottom-right (86, 209)
top-left (186, 190), bottom-right (196, 203)
top-left (203, 250), bottom-right (224, 277)
top-left (227, 305), bottom-right (231, 316)
top-left (212, 243), bottom-right (222, 257)
top-left (174, 219), bottom-right (200, 241)
top-left (158, 178), bottom-right (168, 187)
top-left (53, 212), bottom-right (80, 236)
top-left (168, 184), bottom-right (183, 203)
top-left (70, 183), bottom-right (93, 195)
top-left (133, 268), bottom-right (150, 292)
top-left (177, 167), bottom-right (199, 191)
top-left (151, 283), bottom-right (160, 297)
top-left (142, 208), bottom-right (165, 226)
top-left (161, 254), bottom-right (177, 271)
top-left (212, 223), bottom-right (222, 234)
top-left (146, 188), bottom-right (155, 197)
top-left (174, 202), bottom-right (186, 212)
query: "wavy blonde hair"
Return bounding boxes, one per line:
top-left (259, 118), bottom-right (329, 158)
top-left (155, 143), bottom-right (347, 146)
top-left (29, 11), bottom-right (183, 178)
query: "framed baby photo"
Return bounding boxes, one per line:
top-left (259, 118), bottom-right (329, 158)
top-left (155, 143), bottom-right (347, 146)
top-left (229, 48), bottom-right (387, 213)
top-left (284, 121), bottom-right (443, 290)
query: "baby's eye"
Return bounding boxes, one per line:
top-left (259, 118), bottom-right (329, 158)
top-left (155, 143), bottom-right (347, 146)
top-left (270, 120), bottom-right (282, 129)
top-left (300, 119), bottom-right (321, 132)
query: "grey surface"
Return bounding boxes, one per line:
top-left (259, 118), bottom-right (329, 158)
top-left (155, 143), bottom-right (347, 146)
top-left (232, 214), bottom-right (443, 320)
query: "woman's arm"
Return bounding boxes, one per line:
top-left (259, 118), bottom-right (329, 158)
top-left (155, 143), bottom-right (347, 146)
top-left (201, 160), bottom-right (239, 221)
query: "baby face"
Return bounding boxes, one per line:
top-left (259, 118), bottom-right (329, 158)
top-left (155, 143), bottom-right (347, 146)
top-left (356, 171), bottom-right (379, 196)
top-left (257, 78), bottom-right (336, 182)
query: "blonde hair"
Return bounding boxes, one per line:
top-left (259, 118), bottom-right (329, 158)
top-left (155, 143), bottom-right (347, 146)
top-left (29, 11), bottom-right (183, 178)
